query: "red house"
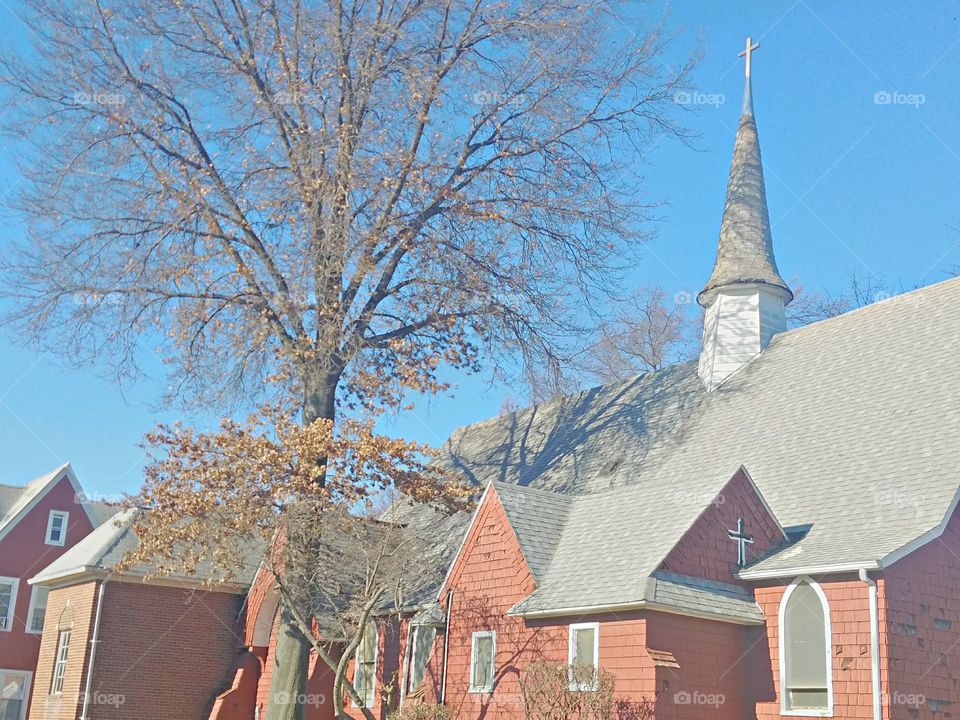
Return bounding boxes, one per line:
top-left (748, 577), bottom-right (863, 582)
top-left (241, 54), bottom-right (960, 720)
top-left (0, 464), bottom-right (113, 720)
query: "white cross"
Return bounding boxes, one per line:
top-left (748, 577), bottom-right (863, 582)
top-left (739, 36), bottom-right (761, 80)
top-left (728, 518), bottom-right (754, 567)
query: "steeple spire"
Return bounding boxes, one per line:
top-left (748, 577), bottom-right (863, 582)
top-left (697, 38), bottom-right (792, 391)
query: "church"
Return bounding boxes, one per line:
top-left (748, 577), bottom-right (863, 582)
top-left (24, 40), bottom-right (960, 720)
top-left (234, 39), bottom-right (960, 720)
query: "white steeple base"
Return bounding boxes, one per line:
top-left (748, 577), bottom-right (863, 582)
top-left (698, 284), bottom-right (787, 391)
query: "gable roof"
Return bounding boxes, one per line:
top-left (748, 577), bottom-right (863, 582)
top-left (0, 464), bottom-right (107, 541)
top-left (443, 277), bottom-right (960, 581)
top-left (30, 508), bottom-right (262, 591)
top-left (489, 467), bottom-right (770, 623)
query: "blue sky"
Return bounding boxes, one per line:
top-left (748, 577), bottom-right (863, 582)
top-left (1, 1), bottom-right (959, 498)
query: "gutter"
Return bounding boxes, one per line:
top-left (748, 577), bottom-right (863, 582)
top-left (80, 579), bottom-right (107, 720)
top-left (508, 599), bottom-right (764, 626)
top-left (859, 569), bottom-right (882, 720)
top-left (739, 560), bottom-right (881, 581)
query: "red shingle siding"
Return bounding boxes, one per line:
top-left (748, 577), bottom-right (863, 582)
top-left (881, 508), bottom-right (960, 719)
top-left (659, 468), bottom-right (784, 583)
top-left (646, 612), bottom-right (756, 720)
top-left (754, 576), bottom-right (875, 719)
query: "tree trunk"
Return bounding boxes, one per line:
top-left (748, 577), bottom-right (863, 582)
top-left (265, 367), bottom-right (341, 720)
top-left (264, 604), bottom-right (311, 720)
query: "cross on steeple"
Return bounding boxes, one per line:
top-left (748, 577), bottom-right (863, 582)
top-left (739, 36), bottom-right (760, 79)
top-left (728, 518), bottom-right (754, 567)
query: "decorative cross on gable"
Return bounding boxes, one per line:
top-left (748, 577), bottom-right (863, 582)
top-left (738, 36), bottom-right (760, 79)
top-left (728, 518), bottom-right (754, 567)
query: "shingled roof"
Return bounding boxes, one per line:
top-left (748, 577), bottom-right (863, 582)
top-left (494, 475), bottom-right (769, 623)
top-left (698, 78), bottom-right (791, 306)
top-left (443, 277), bottom-right (960, 583)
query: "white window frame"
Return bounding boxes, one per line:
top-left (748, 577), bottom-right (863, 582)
top-left (45, 511), bottom-right (69, 546)
top-left (51, 630), bottom-right (72, 695)
top-left (0, 669), bottom-right (32, 720)
top-left (351, 621), bottom-right (379, 708)
top-left (26, 586), bottom-right (49, 635)
top-left (778, 576), bottom-right (834, 717)
top-left (568, 622), bottom-right (600, 691)
top-left (408, 625), bottom-right (436, 692)
top-left (0, 577), bottom-right (20, 632)
top-left (468, 630), bottom-right (496, 694)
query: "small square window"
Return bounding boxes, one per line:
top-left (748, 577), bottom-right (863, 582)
top-left (469, 631), bottom-right (495, 693)
top-left (46, 511), bottom-right (69, 546)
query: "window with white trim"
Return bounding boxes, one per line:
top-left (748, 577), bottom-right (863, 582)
top-left (780, 579), bottom-right (832, 714)
top-left (27, 586), bottom-right (49, 634)
top-left (45, 511), bottom-right (69, 546)
top-left (568, 622), bottom-right (599, 691)
top-left (52, 630), bottom-right (72, 694)
top-left (469, 631), bottom-right (495, 693)
top-left (0, 577), bottom-right (19, 632)
top-left (408, 625), bottom-right (437, 691)
top-left (0, 670), bottom-right (32, 720)
top-left (353, 621), bottom-right (378, 708)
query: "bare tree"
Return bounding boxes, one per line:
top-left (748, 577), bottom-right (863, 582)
top-left (787, 272), bottom-right (890, 327)
top-left (0, 2), bottom-right (692, 717)
top-left (266, 500), bottom-right (447, 720)
top-left (579, 286), bottom-right (696, 383)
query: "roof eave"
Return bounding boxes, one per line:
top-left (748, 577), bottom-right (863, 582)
top-left (738, 559), bottom-right (881, 581)
top-left (507, 598), bottom-right (764, 626)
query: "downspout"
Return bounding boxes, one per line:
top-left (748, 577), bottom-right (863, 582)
top-left (399, 617), bottom-right (414, 709)
top-left (439, 589), bottom-right (454, 705)
top-left (80, 578), bottom-right (107, 720)
top-left (859, 568), bottom-right (882, 720)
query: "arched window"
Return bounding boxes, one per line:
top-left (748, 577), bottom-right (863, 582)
top-left (779, 578), bottom-right (832, 714)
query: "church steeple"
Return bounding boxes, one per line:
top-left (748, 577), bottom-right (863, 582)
top-left (697, 38), bottom-right (792, 391)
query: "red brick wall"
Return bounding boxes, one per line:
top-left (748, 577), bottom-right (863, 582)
top-left (0, 475), bottom-right (97, 673)
top-left (32, 579), bottom-right (246, 720)
top-left (753, 575), bottom-right (875, 719)
top-left (29, 581), bottom-right (99, 720)
top-left (659, 468), bottom-right (785, 583)
top-left (880, 508), bottom-right (960, 719)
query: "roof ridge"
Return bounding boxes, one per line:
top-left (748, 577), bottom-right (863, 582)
top-left (774, 275), bottom-right (960, 343)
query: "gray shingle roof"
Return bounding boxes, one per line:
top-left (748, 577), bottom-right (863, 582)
top-left (495, 483), bottom-right (572, 580)
top-left (698, 79), bottom-right (791, 305)
top-left (500, 472), bottom-right (765, 621)
top-left (31, 509), bottom-right (263, 589)
top-left (443, 277), bottom-right (960, 584)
